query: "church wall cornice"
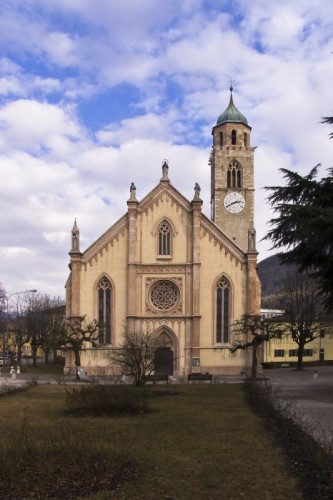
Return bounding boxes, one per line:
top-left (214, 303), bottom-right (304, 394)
top-left (82, 214), bottom-right (128, 265)
top-left (136, 264), bottom-right (187, 274)
top-left (200, 215), bottom-right (245, 266)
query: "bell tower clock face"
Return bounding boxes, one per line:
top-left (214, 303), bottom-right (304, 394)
top-left (224, 192), bottom-right (245, 213)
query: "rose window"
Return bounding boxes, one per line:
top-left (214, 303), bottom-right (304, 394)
top-left (149, 280), bottom-right (180, 311)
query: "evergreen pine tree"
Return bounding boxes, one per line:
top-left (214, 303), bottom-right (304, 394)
top-left (264, 165), bottom-right (333, 311)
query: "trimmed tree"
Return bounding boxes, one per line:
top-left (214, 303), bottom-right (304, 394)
top-left (230, 314), bottom-right (282, 379)
top-left (58, 316), bottom-right (99, 379)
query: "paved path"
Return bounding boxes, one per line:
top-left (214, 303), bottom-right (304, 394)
top-left (0, 371), bottom-right (75, 386)
top-left (263, 366), bottom-right (333, 448)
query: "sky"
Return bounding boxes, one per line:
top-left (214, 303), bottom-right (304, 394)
top-left (0, 0), bottom-right (332, 299)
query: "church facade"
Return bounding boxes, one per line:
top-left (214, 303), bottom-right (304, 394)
top-left (65, 90), bottom-right (261, 377)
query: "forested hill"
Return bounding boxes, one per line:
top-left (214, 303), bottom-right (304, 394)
top-left (257, 254), bottom-right (284, 298)
top-left (258, 254), bottom-right (333, 320)
top-left (257, 254), bottom-right (299, 307)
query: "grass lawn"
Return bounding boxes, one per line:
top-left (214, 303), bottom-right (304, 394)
top-left (0, 383), bottom-right (301, 499)
top-left (1, 363), bottom-right (65, 377)
top-left (18, 363), bottom-right (65, 375)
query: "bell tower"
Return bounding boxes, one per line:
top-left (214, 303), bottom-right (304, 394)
top-left (210, 87), bottom-right (255, 252)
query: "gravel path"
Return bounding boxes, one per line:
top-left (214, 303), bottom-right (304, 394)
top-left (264, 366), bottom-right (333, 448)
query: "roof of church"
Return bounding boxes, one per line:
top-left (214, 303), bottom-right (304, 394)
top-left (216, 87), bottom-right (248, 126)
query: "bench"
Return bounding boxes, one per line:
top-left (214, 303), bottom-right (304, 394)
top-left (77, 367), bottom-right (90, 381)
top-left (145, 374), bottom-right (169, 384)
top-left (188, 373), bottom-right (213, 383)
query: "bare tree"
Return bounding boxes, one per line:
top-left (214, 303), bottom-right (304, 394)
top-left (58, 316), bottom-right (99, 379)
top-left (230, 314), bottom-right (282, 379)
top-left (25, 294), bottom-right (65, 366)
top-left (0, 283), bottom-right (7, 346)
top-left (109, 329), bottom-right (159, 386)
top-left (42, 302), bottom-right (66, 364)
top-left (275, 267), bottom-right (322, 370)
top-left (0, 283), bottom-right (5, 311)
top-left (0, 283), bottom-right (7, 361)
top-left (10, 291), bottom-right (37, 367)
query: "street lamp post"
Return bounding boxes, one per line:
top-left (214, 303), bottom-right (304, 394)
top-left (4, 289), bottom-right (37, 367)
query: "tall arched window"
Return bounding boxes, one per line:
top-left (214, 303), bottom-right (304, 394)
top-left (97, 276), bottom-right (112, 344)
top-left (216, 276), bottom-right (231, 343)
top-left (231, 129), bottom-right (237, 145)
top-left (227, 161), bottom-right (242, 188)
top-left (219, 132), bottom-right (223, 147)
top-left (158, 220), bottom-right (171, 256)
top-left (244, 132), bottom-right (248, 147)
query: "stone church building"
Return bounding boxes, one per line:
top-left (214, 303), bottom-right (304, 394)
top-left (65, 89), bottom-right (261, 377)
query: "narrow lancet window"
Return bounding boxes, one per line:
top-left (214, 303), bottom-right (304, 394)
top-left (97, 276), bottom-right (112, 344)
top-left (216, 277), bottom-right (231, 343)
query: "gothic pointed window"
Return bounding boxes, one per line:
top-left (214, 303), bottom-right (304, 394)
top-left (231, 129), bottom-right (237, 145)
top-left (97, 276), bottom-right (112, 344)
top-left (158, 220), bottom-right (172, 256)
top-left (216, 276), bottom-right (231, 343)
top-left (227, 161), bottom-right (242, 188)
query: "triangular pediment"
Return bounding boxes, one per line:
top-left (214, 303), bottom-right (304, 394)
top-left (82, 180), bottom-right (191, 264)
top-left (139, 180), bottom-right (192, 215)
top-left (81, 178), bottom-right (246, 266)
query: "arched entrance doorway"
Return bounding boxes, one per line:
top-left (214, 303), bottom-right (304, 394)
top-left (154, 330), bottom-right (176, 376)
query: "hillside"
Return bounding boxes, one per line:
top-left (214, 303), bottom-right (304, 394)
top-left (258, 254), bottom-right (284, 298)
top-left (257, 254), bottom-right (296, 308)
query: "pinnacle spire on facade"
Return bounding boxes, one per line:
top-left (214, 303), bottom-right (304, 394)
top-left (71, 218), bottom-right (80, 252)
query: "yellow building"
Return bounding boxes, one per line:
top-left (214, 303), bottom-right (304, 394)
top-left (65, 89), bottom-right (261, 377)
top-left (263, 330), bottom-right (333, 366)
top-left (261, 310), bottom-right (333, 365)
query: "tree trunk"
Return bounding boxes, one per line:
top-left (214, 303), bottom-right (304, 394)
top-left (297, 343), bottom-right (305, 370)
top-left (52, 347), bottom-right (57, 363)
top-left (74, 349), bottom-right (81, 380)
top-left (44, 347), bottom-right (50, 365)
top-left (251, 346), bottom-right (257, 379)
top-left (32, 344), bottom-right (38, 367)
top-left (17, 346), bottom-right (22, 368)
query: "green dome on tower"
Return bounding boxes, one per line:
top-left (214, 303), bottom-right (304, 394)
top-left (216, 87), bottom-right (248, 126)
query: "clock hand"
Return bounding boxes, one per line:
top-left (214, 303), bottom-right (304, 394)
top-left (226, 200), bottom-right (239, 208)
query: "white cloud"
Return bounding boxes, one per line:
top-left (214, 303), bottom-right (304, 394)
top-left (0, 0), bottom-right (332, 297)
top-left (0, 247), bottom-right (34, 257)
top-left (43, 231), bottom-right (68, 244)
top-left (0, 100), bottom-right (84, 153)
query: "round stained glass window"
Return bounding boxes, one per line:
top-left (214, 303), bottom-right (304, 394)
top-left (149, 280), bottom-right (180, 311)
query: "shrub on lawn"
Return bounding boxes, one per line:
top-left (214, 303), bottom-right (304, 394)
top-left (0, 379), bottom-right (34, 398)
top-left (64, 383), bottom-right (152, 415)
